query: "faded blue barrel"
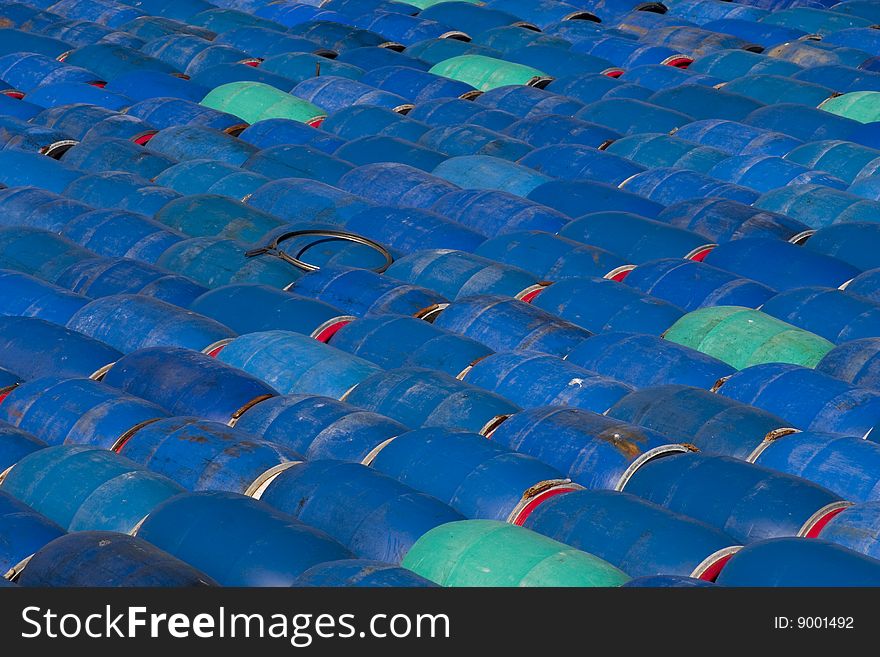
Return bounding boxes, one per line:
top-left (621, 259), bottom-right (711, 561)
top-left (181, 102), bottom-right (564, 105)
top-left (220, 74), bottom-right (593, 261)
top-left (385, 249), bottom-right (539, 300)
top-left (700, 17), bottom-right (807, 49)
top-left (62, 208), bottom-right (185, 264)
top-left (360, 65), bottom-right (477, 102)
top-left (0, 94), bottom-right (42, 121)
top-left (624, 258), bottom-right (775, 311)
top-left (473, 85), bottom-right (584, 119)
top-left (371, 426), bottom-right (576, 523)
top-left (847, 269), bottom-right (880, 304)
top-left (293, 75), bottom-right (413, 113)
top-left (407, 97), bottom-right (519, 132)
top-left (503, 113), bottom-right (621, 149)
top-left (338, 162), bottom-right (460, 208)
top-left (104, 346), bottom-right (278, 423)
top-left (24, 81), bottom-right (133, 111)
top-left (61, 137), bottom-right (177, 179)
top-left (66, 294), bottom-right (236, 354)
top-left (819, 502), bottom-right (880, 560)
top-left (0, 490), bottom-right (64, 578)
top-left (243, 144), bottom-right (353, 186)
top-left (433, 294), bottom-right (592, 357)
top-left (145, 124), bottom-right (257, 166)
top-left (190, 283), bottom-right (352, 341)
top-left (345, 205), bottom-right (486, 254)
top-left (235, 393), bottom-right (408, 463)
top-left (482, 0), bottom-right (599, 30)
top-left (531, 277), bottom-right (685, 335)
top-left (505, 44), bottom-right (616, 79)
top-left (345, 366), bottom-right (520, 434)
top-left (753, 431), bottom-right (880, 502)
top-left (0, 269), bottom-right (89, 325)
top-left (433, 154), bottom-right (552, 197)
top-left (79, 114), bottom-right (159, 143)
top-left (293, 559), bottom-right (436, 587)
top-left (0, 29), bottom-right (69, 59)
top-left (620, 167), bottom-right (760, 205)
top-left (715, 537), bottom-right (880, 587)
top-left (290, 265), bottom-right (449, 318)
top-left (705, 237), bottom-right (861, 291)
top-left (154, 194), bottom-right (284, 243)
top-left (623, 453), bottom-right (847, 543)
top-left (1, 445), bottom-right (153, 528)
top-left (475, 231), bottom-right (626, 280)
top-left (431, 189), bottom-right (570, 236)
top-left (717, 362), bottom-right (880, 438)
top-left (623, 575), bottom-right (716, 587)
top-left (708, 154), bottom-right (846, 193)
top-left (157, 236), bottom-right (301, 289)
top-left (0, 227), bottom-right (97, 283)
top-left (816, 338), bottom-right (880, 392)
top-left (806, 222), bottom-right (880, 272)
top-left (545, 71), bottom-right (653, 104)
top-left (566, 332), bottom-right (737, 389)
top-left (462, 351), bottom-right (633, 413)
top-left (260, 460), bottom-right (465, 563)
top-left (724, 73), bottom-right (834, 107)
top-left (118, 417), bottom-right (300, 495)
top-left (491, 405), bottom-right (690, 490)
top-left (604, 133), bottom-right (729, 174)
top-left (17, 531), bottom-right (216, 587)
top-left (55, 257), bottom-right (208, 308)
top-left (607, 384), bottom-right (793, 459)
top-left (0, 376), bottom-right (168, 449)
top-left (743, 103), bottom-right (861, 142)
top-left (213, 26), bottom-right (327, 59)
top-left (29, 104), bottom-right (119, 142)
top-left (620, 63), bottom-right (724, 92)
top-left (321, 105), bottom-right (430, 142)
top-left (0, 52), bottom-right (101, 93)
top-left (648, 85), bottom-right (764, 122)
top-left (288, 20), bottom-right (403, 52)
top-left (524, 489), bottom-right (738, 579)
top-left (63, 172), bottom-right (181, 217)
top-left (569, 35), bottom-right (693, 70)
top-left (518, 144), bottom-right (644, 185)
top-left (329, 313), bottom-right (493, 377)
top-left (419, 2), bottom-right (537, 33)
top-left (559, 212), bottom-right (716, 264)
top-left (516, 178), bottom-right (657, 224)
top-left (673, 119), bottom-right (804, 156)
top-left (386, 38), bottom-right (496, 67)
top-left (574, 98), bottom-right (694, 135)
top-left (687, 48), bottom-right (803, 81)
top-left (126, 97), bottom-right (249, 134)
top-left (762, 287), bottom-right (880, 344)
top-left (656, 197), bottom-right (812, 243)
top-left (0, 316), bottom-right (121, 380)
top-left (244, 178), bottom-right (375, 230)
top-left (216, 330), bottom-right (382, 399)
top-left (238, 118), bottom-right (345, 152)
top-left (153, 159), bottom-right (270, 199)
top-left (135, 491), bottom-right (352, 586)
top-left (0, 415), bottom-right (45, 473)
top-left (105, 68), bottom-right (209, 103)
top-left (418, 124), bottom-right (533, 161)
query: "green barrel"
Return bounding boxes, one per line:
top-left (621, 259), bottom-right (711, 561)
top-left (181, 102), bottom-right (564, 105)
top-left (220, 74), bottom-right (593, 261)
top-left (819, 92), bottom-right (880, 124)
top-left (663, 306), bottom-right (834, 369)
top-left (401, 520), bottom-right (630, 587)
top-left (429, 55), bottom-right (551, 92)
top-left (201, 82), bottom-right (326, 126)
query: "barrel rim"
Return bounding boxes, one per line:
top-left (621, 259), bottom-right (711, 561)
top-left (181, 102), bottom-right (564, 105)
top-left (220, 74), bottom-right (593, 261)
top-left (515, 281), bottom-right (552, 303)
top-left (90, 362), bottom-right (117, 381)
top-left (690, 544), bottom-right (742, 582)
top-left (615, 443), bottom-right (696, 492)
top-left (3, 554), bottom-right (33, 582)
top-left (415, 302), bottom-right (449, 322)
top-left (228, 394), bottom-right (276, 427)
top-left (507, 479), bottom-right (584, 526)
top-left (311, 315), bottom-right (357, 343)
top-left (604, 264), bottom-right (636, 282)
top-left (788, 229), bottom-right (815, 245)
top-left (245, 459), bottom-right (303, 499)
top-left (479, 413), bottom-right (513, 438)
top-left (203, 337), bottom-right (234, 357)
top-left (745, 427), bottom-right (801, 463)
top-left (360, 435), bottom-right (399, 466)
top-left (111, 417), bottom-right (166, 453)
top-left (457, 353), bottom-right (491, 381)
top-left (41, 139), bottom-right (79, 159)
top-left (798, 500), bottom-right (854, 538)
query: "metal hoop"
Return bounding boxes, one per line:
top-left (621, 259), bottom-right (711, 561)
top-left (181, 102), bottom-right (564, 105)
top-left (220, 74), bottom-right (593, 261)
top-left (245, 229), bottom-right (394, 273)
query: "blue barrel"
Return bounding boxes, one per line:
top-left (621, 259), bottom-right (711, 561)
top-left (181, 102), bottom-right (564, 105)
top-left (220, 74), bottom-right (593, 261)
top-left (559, 212), bottom-right (716, 264)
top-left (623, 453), bottom-right (847, 543)
top-left (154, 194), bottom-right (284, 243)
top-left (79, 114), bottom-right (159, 143)
top-left (216, 330), bottom-right (381, 399)
top-left (245, 177), bottom-right (375, 227)
top-left (66, 294), bottom-right (236, 354)
top-left (432, 154), bottom-right (552, 197)
top-left (290, 265), bottom-right (448, 318)
top-left (762, 286), bottom-right (880, 344)
top-left (0, 376), bottom-right (168, 449)
top-left (518, 144), bottom-right (644, 186)
top-left (608, 384), bottom-right (794, 459)
top-left (804, 222), bottom-right (880, 272)
top-left (604, 133), bottom-right (729, 174)
top-left (23, 103), bottom-right (113, 141)
top-left (385, 249), bottom-right (538, 300)
top-left (213, 26), bottom-right (327, 59)
top-left (293, 75), bottom-right (413, 113)
top-left (752, 431), bottom-right (880, 503)
top-left (0, 28), bottom-right (70, 59)
top-left (819, 502), bottom-right (880, 560)
top-left (243, 144), bottom-right (353, 186)
top-left (293, 559), bottom-right (436, 587)
top-left (0, 94), bottom-right (42, 121)
top-left (406, 97), bottom-right (519, 131)
top-left (622, 575), bottom-right (716, 587)
top-left (699, 18), bottom-right (807, 49)
top-left (25, 81), bottom-right (133, 111)
top-left (625, 259), bottom-right (775, 311)
top-left (360, 65), bottom-right (477, 102)
top-left (0, 227), bottom-right (97, 283)
top-left (61, 137), bottom-right (177, 179)
top-left (816, 338), bottom-right (880, 392)
top-left (104, 346), bottom-right (277, 423)
top-left (145, 124), bottom-right (258, 166)
top-left (334, 135), bottom-right (447, 172)
top-left (717, 362), bottom-right (880, 438)
top-left (0, 52), bottom-right (101, 93)
top-left (433, 294), bottom-right (592, 357)
top-left (365, 39), bottom-right (475, 67)
top-left (705, 237), bottom-right (861, 291)
top-left (524, 489), bottom-right (738, 579)
top-left (475, 230), bottom-right (627, 281)
top-left (0, 490), bottom-right (64, 578)
top-left (566, 332), bottom-right (736, 389)
top-left (483, 0), bottom-right (599, 29)
top-left (573, 97), bottom-right (693, 136)
top-left (472, 85), bottom-right (584, 119)
top-left (504, 44), bottom-right (617, 79)
top-left (105, 69), bottom-right (210, 103)
top-left (503, 113), bottom-right (621, 149)
top-left (531, 277), bottom-right (684, 335)
top-left (418, 2), bottom-right (538, 33)
top-left (344, 366), bottom-right (520, 434)
top-left (418, 124), bottom-right (533, 161)
top-left (847, 269), bottom-right (880, 304)
top-left (17, 531), bottom-right (216, 587)
top-left (545, 71), bottom-right (653, 105)
top-left (55, 257), bottom-right (208, 308)
top-left (329, 313), bottom-right (493, 377)
top-left (135, 491), bottom-right (352, 586)
top-left (620, 167), bottom-right (760, 205)
top-left (463, 351), bottom-right (633, 414)
top-left (431, 189), bottom-right (570, 236)
top-left (656, 197), bottom-right (813, 243)
top-left (766, 39), bottom-right (871, 68)
top-left (0, 316), bottom-right (121, 381)
top-left (724, 73), bottom-right (835, 107)
top-left (672, 118), bottom-right (804, 157)
top-left (619, 64), bottom-right (722, 92)
top-left (491, 405), bottom-right (690, 490)
top-left (708, 154), bottom-right (846, 193)
top-left (260, 460), bottom-right (464, 563)
top-left (795, 64), bottom-right (880, 94)
top-left (321, 105), bottom-right (430, 142)
top-left (235, 393), bottom-right (407, 463)
top-left (190, 283), bottom-right (351, 341)
top-left (127, 97), bottom-right (249, 134)
top-left (687, 48), bottom-right (803, 81)
top-left (118, 417), bottom-right (300, 495)
top-left (238, 118), bottom-right (346, 152)
top-left (371, 426), bottom-right (576, 522)
top-left (288, 20), bottom-right (403, 51)
top-left (63, 173), bottom-right (181, 218)
top-left (715, 537), bottom-right (880, 587)
top-left (744, 103), bottom-right (862, 142)
top-left (0, 268), bottom-right (89, 325)
top-left (648, 84), bottom-right (764, 123)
